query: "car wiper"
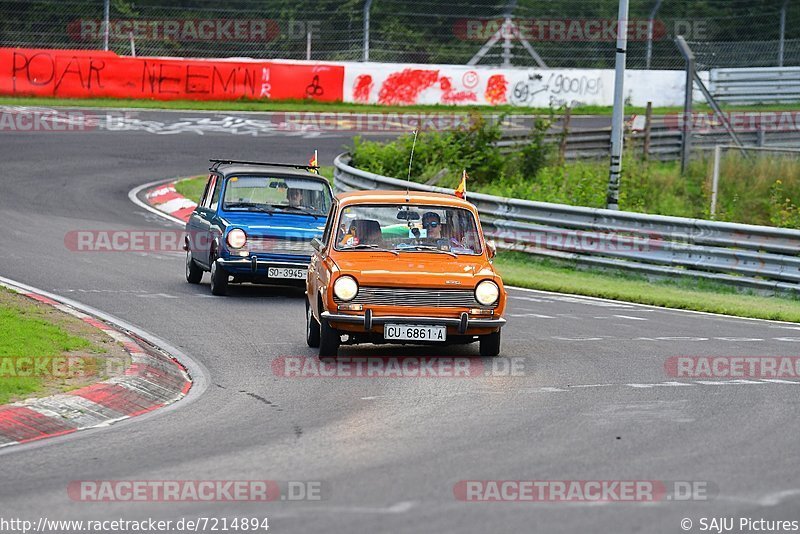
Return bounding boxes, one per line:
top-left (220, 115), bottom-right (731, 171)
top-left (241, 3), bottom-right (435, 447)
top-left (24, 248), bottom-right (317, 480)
top-left (399, 245), bottom-right (458, 258)
top-left (224, 202), bottom-right (276, 215)
top-left (265, 204), bottom-right (322, 219)
top-left (343, 244), bottom-right (399, 256)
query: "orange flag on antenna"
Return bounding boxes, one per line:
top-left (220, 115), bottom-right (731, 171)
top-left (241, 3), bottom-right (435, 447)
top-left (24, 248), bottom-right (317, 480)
top-left (309, 150), bottom-right (319, 173)
top-left (455, 170), bottom-right (467, 199)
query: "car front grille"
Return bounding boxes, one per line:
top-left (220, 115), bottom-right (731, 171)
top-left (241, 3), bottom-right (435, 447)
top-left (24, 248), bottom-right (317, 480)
top-left (248, 237), bottom-right (313, 256)
top-left (335, 286), bottom-right (494, 309)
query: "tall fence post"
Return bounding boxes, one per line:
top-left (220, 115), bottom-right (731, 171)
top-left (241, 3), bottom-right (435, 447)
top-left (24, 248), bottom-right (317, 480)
top-left (643, 101), bottom-right (653, 161)
top-left (559, 107), bottom-right (571, 166)
top-left (103, 0), bottom-right (110, 51)
top-left (502, 0), bottom-right (518, 67)
top-left (676, 36), bottom-right (695, 174)
top-left (606, 0), bottom-right (630, 211)
top-left (646, 0), bottom-right (663, 69)
top-left (363, 0), bottom-right (373, 62)
top-left (711, 144), bottom-right (722, 218)
top-left (779, 0), bottom-right (789, 67)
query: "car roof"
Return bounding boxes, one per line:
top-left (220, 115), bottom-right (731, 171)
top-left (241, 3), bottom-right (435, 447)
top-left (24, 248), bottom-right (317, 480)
top-left (336, 190), bottom-right (475, 209)
top-left (216, 164), bottom-right (328, 182)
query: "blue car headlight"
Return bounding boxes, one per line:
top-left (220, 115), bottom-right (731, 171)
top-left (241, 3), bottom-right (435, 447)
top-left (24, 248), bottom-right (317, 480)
top-left (226, 228), bottom-right (247, 249)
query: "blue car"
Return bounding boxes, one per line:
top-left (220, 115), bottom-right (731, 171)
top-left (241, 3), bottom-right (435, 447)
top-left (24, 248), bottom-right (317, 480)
top-left (184, 159), bottom-right (333, 296)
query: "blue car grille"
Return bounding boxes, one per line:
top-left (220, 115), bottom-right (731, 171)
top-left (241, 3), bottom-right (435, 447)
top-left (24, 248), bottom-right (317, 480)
top-left (247, 237), bottom-right (313, 256)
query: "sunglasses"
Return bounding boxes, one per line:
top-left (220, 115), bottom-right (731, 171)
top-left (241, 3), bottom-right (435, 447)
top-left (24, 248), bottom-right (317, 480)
top-left (423, 221), bottom-right (439, 228)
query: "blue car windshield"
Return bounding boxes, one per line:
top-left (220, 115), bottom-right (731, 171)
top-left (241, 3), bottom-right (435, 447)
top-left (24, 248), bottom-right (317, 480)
top-left (223, 175), bottom-right (331, 214)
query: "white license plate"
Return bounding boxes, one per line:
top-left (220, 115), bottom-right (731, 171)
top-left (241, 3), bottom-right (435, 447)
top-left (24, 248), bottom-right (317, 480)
top-left (384, 324), bottom-right (447, 342)
top-left (268, 267), bottom-right (307, 279)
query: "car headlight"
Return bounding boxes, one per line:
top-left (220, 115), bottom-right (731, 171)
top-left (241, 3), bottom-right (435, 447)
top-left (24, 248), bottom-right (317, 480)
top-left (333, 276), bottom-right (359, 302)
top-left (226, 228), bottom-right (247, 249)
top-left (475, 280), bottom-right (500, 306)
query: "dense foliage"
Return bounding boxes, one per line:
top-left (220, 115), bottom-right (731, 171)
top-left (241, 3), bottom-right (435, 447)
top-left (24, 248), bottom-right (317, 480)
top-left (349, 120), bottom-right (800, 228)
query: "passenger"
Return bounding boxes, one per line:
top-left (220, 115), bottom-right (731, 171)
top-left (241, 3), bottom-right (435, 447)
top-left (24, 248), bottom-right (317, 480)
top-left (340, 222), bottom-right (359, 247)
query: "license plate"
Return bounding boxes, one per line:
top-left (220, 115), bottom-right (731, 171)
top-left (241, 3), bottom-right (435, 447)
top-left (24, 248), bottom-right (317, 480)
top-left (268, 267), bottom-right (307, 279)
top-left (384, 324), bottom-right (447, 342)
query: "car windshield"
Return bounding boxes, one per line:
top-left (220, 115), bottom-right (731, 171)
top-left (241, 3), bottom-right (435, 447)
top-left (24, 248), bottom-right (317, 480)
top-left (334, 204), bottom-right (483, 255)
top-left (222, 175), bottom-right (331, 214)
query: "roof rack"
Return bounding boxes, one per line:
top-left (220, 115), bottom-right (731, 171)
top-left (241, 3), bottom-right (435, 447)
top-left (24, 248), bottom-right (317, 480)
top-left (209, 159), bottom-right (320, 172)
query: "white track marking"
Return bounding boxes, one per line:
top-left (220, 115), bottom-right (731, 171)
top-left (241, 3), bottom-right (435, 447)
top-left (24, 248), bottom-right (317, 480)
top-left (613, 315), bottom-right (649, 321)
top-left (129, 179), bottom-right (188, 226)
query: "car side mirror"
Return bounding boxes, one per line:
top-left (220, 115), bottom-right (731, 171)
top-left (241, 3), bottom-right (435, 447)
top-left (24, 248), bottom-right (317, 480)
top-left (311, 237), bottom-right (323, 252)
top-left (486, 240), bottom-right (496, 259)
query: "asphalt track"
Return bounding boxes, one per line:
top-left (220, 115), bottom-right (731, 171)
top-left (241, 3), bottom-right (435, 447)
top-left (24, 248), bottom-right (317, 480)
top-left (0, 108), bottom-right (799, 533)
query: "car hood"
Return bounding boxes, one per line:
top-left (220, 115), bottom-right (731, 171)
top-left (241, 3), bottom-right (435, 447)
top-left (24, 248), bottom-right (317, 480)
top-left (220, 212), bottom-right (326, 237)
top-left (332, 253), bottom-right (497, 288)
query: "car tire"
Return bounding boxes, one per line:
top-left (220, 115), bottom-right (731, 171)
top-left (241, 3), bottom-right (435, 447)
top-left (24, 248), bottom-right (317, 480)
top-left (306, 299), bottom-right (321, 348)
top-left (185, 250), bottom-right (203, 284)
top-left (210, 256), bottom-right (229, 296)
top-left (319, 315), bottom-right (340, 358)
top-left (479, 330), bottom-right (502, 357)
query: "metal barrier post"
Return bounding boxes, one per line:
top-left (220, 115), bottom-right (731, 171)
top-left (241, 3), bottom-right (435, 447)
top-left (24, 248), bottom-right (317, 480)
top-left (711, 145), bottom-right (722, 218)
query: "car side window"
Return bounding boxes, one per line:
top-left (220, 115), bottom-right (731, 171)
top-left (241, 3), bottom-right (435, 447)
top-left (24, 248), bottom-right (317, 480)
top-left (199, 174), bottom-right (214, 206)
top-left (208, 175), bottom-right (221, 210)
top-left (202, 174), bottom-right (219, 210)
top-left (321, 202), bottom-right (338, 246)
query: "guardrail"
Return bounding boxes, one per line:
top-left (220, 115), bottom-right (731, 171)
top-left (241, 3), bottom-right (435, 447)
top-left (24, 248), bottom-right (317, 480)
top-left (334, 153), bottom-right (800, 294)
top-left (499, 125), bottom-right (800, 161)
top-left (710, 67), bottom-right (800, 104)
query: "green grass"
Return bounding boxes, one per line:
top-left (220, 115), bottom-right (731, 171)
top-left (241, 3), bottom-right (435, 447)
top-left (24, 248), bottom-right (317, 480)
top-left (494, 252), bottom-right (800, 323)
top-left (174, 177), bottom-right (207, 204)
top-left (1, 95), bottom-right (797, 116)
top-left (0, 301), bottom-right (94, 404)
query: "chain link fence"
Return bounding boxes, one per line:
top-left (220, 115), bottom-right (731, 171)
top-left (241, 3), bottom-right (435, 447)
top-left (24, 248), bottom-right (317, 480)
top-left (0, 0), bottom-right (797, 69)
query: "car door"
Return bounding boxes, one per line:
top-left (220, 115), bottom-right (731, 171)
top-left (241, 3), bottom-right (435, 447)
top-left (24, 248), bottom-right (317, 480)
top-left (189, 173), bottom-right (220, 268)
top-left (309, 201), bottom-right (337, 317)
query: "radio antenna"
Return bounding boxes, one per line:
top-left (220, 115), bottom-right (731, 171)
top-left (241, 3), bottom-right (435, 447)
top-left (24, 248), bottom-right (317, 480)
top-left (406, 129), bottom-right (419, 199)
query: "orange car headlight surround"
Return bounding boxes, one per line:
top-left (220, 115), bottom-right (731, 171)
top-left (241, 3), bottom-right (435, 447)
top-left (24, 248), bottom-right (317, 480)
top-left (333, 276), bottom-right (359, 302)
top-left (475, 280), bottom-right (500, 306)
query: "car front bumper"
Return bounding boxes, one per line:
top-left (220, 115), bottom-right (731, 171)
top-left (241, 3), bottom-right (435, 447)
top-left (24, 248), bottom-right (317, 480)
top-left (321, 311), bottom-right (506, 335)
top-left (216, 257), bottom-right (309, 274)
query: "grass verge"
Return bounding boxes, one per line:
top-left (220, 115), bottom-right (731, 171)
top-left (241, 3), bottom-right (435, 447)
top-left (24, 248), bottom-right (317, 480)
top-left (494, 252), bottom-right (800, 323)
top-left (0, 287), bottom-right (127, 405)
top-left (1, 95), bottom-right (797, 116)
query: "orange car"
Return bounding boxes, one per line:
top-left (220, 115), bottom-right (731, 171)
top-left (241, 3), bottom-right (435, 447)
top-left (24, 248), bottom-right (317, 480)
top-left (305, 190), bottom-right (507, 357)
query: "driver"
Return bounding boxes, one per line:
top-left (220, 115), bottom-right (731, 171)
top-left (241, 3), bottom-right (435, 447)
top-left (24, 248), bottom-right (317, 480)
top-left (287, 188), bottom-right (305, 208)
top-left (422, 212), bottom-right (442, 239)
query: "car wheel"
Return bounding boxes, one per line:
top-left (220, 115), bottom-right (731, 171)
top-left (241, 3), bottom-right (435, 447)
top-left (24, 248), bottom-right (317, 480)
top-left (185, 250), bottom-right (203, 284)
top-left (479, 330), bottom-right (502, 357)
top-left (306, 299), bottom-right (321, 348)
top-left (319, 314), bottom-right (340, 358)
top-left (210, 256), bottom-right (229, 296)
